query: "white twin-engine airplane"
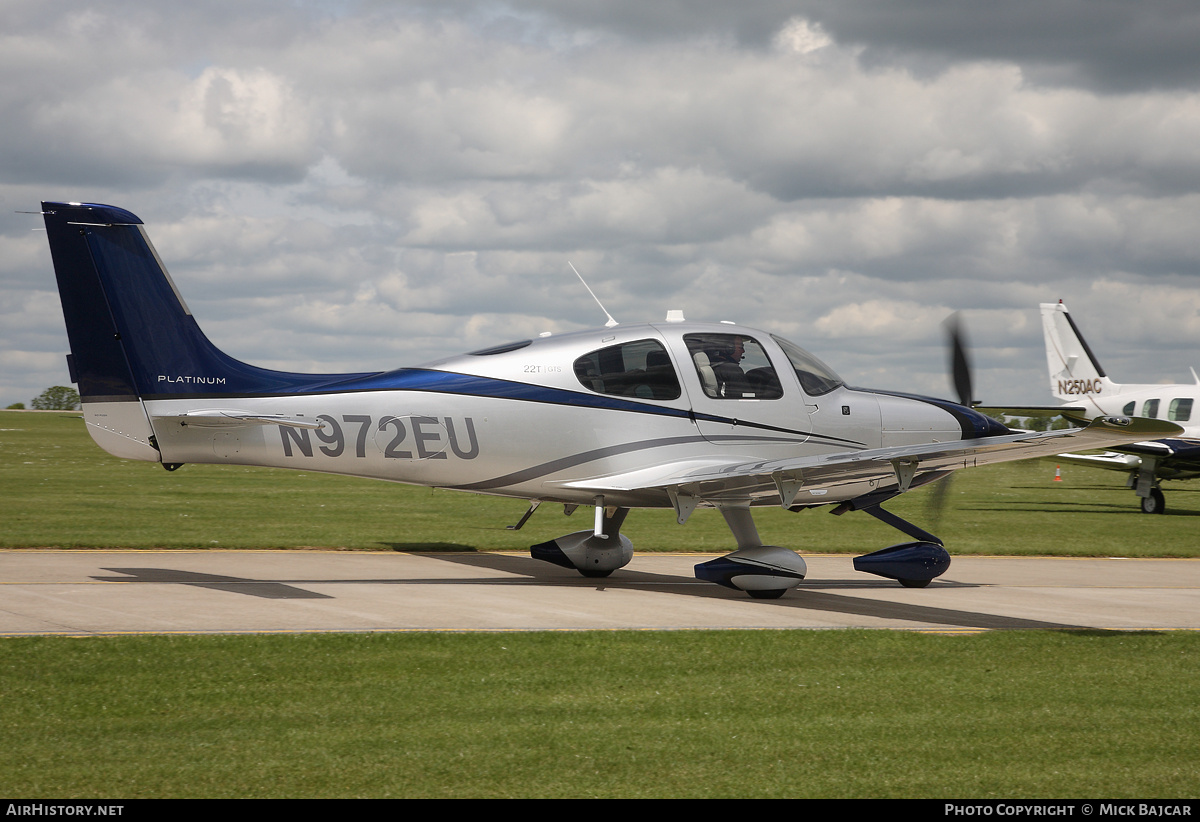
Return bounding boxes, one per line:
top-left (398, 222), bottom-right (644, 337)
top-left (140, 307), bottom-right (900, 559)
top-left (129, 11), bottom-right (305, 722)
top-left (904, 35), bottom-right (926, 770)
top-left (39, 202), bottom-right (1181, 598)
top-left (1042, 300), bottom-right (1200, 514)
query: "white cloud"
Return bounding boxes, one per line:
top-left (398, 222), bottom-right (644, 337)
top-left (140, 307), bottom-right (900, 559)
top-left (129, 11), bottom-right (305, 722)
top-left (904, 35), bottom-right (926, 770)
top-left (774, 18), bottom-right (833, 55)
top-left (4, 2), bottom-right (1200, 408)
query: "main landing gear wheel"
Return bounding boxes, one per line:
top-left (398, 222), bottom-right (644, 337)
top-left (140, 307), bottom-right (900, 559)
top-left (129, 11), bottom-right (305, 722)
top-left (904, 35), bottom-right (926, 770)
top-left (899, 578), bottom-right (932, 589)
top-left (579, 568), bottom-right (614, 578)
top-left (1140, 488), bottom-right (1165, 515)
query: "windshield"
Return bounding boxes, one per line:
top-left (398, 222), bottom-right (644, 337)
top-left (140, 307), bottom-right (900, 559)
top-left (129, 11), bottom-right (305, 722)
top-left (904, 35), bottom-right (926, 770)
top-left (771, 335), bottom-right (844, 396)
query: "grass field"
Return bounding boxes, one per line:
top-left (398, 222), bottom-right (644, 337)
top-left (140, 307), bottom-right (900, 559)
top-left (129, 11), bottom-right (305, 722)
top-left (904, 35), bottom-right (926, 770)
top-left (1, 409), bottom-right (1197, 798)
top-left (2, 631), bottom-right (1197, 798)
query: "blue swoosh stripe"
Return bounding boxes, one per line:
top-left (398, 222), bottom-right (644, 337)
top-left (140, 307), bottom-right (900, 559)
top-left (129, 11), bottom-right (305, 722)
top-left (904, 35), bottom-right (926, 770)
top-left (146, 367), bottom-right (866, 447)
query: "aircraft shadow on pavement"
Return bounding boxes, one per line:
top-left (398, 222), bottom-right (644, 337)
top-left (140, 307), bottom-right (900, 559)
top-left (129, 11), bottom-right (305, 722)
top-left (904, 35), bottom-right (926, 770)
top-left (420, 553), bottom-right (1079, 631)
top-left (94, 568), bottom-right (335, 600)
top-left (94, 553), bottom-right (1082, 632)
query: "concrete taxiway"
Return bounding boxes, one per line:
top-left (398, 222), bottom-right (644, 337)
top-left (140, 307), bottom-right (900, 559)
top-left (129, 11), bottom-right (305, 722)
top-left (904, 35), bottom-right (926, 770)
top-left (2, 550), bottom-right (1197, 636)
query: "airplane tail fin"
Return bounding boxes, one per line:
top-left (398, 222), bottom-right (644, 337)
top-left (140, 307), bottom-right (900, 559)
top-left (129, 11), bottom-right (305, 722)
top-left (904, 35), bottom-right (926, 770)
top-left (44, 202), bottom-right (203, 403)
top-left (1039, 301), bottom-right (1118, 403)
top-left (41, 202), bottom-right (366, 459)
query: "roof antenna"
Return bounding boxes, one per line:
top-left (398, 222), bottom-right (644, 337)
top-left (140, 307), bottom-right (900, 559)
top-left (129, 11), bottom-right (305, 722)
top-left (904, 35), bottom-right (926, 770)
top-left (569, 261), bottom-right (618, 328)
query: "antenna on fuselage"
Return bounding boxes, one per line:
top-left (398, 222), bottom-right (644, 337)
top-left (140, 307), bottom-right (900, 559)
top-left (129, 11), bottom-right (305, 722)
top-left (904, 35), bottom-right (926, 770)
top-left (569, 261), bottom-right (618, 328)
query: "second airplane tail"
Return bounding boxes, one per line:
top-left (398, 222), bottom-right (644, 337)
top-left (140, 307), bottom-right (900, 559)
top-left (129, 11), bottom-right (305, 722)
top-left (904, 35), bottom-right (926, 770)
top-left (1040, 300), bottom-right (1119, 405)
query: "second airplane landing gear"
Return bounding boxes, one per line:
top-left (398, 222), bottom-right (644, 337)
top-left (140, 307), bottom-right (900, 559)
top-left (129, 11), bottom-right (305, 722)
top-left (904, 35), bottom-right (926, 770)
top-left (1140, 487), bottom-right (1166, 514)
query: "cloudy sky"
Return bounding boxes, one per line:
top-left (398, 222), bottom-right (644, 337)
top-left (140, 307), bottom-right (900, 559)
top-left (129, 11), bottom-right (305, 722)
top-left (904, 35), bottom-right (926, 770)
top-left (4, 0), bottom-right (1200, 409)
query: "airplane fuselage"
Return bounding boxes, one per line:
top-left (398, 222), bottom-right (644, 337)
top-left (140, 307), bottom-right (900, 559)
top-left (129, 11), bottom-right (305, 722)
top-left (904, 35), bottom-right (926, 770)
top-left (101, 321), bottom-right (986, 511)
top-left (1051, 377), bottom-right (1200, 440)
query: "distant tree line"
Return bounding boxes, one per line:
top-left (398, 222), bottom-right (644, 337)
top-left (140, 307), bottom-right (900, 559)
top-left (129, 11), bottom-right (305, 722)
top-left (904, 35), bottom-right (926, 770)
top-left (5, 386), bottom-right (81, 411)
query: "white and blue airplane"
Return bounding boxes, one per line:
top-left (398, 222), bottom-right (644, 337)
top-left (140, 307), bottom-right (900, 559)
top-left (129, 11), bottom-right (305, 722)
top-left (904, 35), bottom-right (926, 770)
top-left (36, 202), bottom-right (1181, 597)
top-left (1041, 300), bottom-right (1200, 514)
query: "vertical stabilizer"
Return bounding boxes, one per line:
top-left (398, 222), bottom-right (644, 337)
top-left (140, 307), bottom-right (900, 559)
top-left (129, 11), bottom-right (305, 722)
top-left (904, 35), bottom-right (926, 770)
top-left (40, 201), bottom-right (369, 460)
top-left (1040, 301), bottom-right (1117, 405)
top-left (42, 202), bottom-right (161, 459)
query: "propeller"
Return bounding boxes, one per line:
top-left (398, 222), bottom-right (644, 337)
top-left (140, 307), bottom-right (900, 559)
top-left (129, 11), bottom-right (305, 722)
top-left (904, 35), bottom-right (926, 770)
top-left (945, 311), bottom-right (974, 407)
top-left (926, 312), bottom-right (978, 529)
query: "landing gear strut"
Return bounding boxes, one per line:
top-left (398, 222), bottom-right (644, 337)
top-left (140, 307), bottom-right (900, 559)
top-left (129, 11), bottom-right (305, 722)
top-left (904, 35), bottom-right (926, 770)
top-left (1134, 460), bottom-right (1165, 514)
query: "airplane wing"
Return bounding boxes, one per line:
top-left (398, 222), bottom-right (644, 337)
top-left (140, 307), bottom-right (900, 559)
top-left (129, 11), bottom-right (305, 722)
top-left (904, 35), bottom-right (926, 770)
top-left (553, 416), bottom-right (1182, 511)
top-left (1054, 451), bottom-right (1143, 472)
top-left (1055, 437), bottom-right (1200, 475)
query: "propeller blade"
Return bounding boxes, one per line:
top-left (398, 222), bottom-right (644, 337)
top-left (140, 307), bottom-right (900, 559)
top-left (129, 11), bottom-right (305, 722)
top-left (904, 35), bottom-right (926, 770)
top-left (925, 472), bottom-right (952, 533)
top-left (945, 312), bottom-right (974, 407)
top-left (930, 313), bottom-right (976, 532)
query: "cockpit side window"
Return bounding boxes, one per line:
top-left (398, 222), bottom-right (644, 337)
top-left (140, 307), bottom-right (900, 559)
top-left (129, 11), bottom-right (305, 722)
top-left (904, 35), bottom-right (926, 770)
top-left (771, 335), bottom-right (844, 397)
top-left (683, 333), bottom-right (783, 399)
top-left (1143, 398), bottom-right (1160, 419)
top-left (573, 339), bottom-right (681, 400)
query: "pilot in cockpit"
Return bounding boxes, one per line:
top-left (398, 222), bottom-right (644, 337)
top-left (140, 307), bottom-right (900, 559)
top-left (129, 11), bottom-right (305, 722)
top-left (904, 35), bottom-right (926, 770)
top-left (710, 336), bottom-right (748, 397)
top-left (710, 335), bottom-right (745, 367)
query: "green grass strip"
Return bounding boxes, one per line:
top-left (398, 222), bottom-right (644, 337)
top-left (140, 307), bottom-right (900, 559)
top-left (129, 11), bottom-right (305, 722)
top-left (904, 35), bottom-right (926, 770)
top-left (2, 630), bottom-right (1196, 798)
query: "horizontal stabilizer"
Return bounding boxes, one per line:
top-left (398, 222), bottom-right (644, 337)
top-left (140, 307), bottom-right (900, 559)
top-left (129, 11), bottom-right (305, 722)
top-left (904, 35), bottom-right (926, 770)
top-left (153, 411), bottom-right (324, 430)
